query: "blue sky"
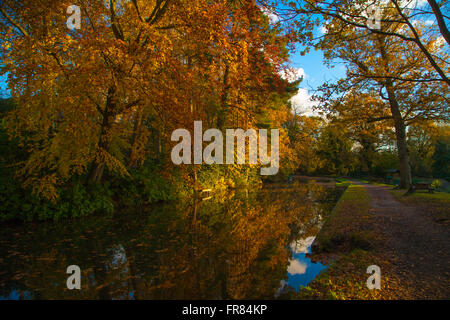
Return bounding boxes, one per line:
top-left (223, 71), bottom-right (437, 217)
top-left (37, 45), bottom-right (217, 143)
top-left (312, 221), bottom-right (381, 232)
top-left (271, 0), bottom-right (434, 116)
top-left (263, 6), bottom-right (347, 116)
top-left (287, 42), bottom-right (346, 116)
top-left (0, 73), bottom-right (9, 98)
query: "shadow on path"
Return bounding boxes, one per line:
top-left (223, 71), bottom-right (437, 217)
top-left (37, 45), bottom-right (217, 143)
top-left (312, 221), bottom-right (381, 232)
top-left (354, 182), bottom-right (450, 299)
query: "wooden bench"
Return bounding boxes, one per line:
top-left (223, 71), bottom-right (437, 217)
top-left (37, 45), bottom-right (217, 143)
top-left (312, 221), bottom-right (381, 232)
top-left (412, 183), bottom-right (435, 193)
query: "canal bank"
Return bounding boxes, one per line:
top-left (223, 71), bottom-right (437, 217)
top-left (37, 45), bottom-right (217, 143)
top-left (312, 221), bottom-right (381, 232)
top-left (298, 181), bottom-right (450, 299)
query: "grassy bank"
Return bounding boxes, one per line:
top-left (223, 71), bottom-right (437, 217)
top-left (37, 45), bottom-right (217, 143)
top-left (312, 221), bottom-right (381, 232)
top-left (390, 190), bottom-right (450, 224)
top-left (311, 184), bottom-right (376, 253)
top-left (297, 183), bottom-right (408, 300)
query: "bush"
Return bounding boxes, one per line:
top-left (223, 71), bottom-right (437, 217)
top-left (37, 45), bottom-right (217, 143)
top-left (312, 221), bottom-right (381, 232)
top-left (431, 179), bottom-right (442, 191)
top-left (0, 175), bottom-right (114, 222)
top-left (110, 163), bottom-right (177, 207)
top-left (0, 117), bottom-right (114, 221)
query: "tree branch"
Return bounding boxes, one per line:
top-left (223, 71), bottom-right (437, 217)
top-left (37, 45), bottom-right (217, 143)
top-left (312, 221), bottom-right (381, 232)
top-left (0, 6), bottom-right (29, 37)
top-left (390, 0), bottom-right (450, 86)
top-left (427, 0), bottom-right (450, 45)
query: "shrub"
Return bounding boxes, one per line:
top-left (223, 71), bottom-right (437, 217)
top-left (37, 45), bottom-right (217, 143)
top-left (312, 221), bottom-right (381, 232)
top-left (110, 163), bottom-right (177, 207)
top-left (431, 179), bottom-right (442, 191)
top-left (0, 175), bottom-right (114, 222)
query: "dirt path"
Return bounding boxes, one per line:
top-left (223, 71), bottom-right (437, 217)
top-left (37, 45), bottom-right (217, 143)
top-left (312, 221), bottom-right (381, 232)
top-left (357, 183), bottom-right (450, 299)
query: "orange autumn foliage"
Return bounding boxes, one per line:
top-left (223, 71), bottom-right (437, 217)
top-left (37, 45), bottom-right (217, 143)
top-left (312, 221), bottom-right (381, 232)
top-left (0, 0), bottom-right (298, 200)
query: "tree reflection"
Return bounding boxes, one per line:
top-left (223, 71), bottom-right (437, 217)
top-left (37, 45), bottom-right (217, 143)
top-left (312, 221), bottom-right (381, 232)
top-left (0, 183), bottom-right (342, 299)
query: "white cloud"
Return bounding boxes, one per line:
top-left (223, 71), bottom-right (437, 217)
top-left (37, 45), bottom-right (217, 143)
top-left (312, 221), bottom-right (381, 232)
top-left (432, 36), bottom-right (445, 51)
top-left (287, 259), bottom-right (307, 275)
top-left (261, 6), bottom-right (279, 24)
top-left (402, 0), bottom-right (429, 9)
top-left (290, 236), bottom-right (315, 254)
top-left (319, 25), bottom-right (328, 35)
top-left (411, 19), bottom-right (435, 26)
top-left (280, 68), bottom-right (321, 117)
top-left (374, 0), bottom-right (428, 8)
top-left (280, 67), bottom-right (306, 82)
top-left (290, 88), bottom-right (320, 117)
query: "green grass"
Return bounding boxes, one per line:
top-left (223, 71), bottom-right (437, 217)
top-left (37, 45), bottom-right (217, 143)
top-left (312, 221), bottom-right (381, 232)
top-left (313, 184), bottom-right (376, 254)
top-left (334, 177), bottom-right (390, 187)
top-left (334, 177), bottom-right (352, 187)
top-left (335, 181), bottom-right (352, 187)
top-left (391, 189), bottom-right (450, 203)
top-left (390, 190), bottom-right (450, 224)
top-left (371, 182), bottom-right (393, 187)
top-left (354, 178), bottom-right (370, 184)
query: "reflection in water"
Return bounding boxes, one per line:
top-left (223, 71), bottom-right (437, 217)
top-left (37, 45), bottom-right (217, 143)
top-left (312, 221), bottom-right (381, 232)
top-left (283, 236), bottom-right (327, 292)
top-left (0, 183), bottom-right (343, 299)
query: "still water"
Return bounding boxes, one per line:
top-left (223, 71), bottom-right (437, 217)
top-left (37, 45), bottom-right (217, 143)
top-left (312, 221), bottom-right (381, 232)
top-left (0, 182), bottom-right (343, 299)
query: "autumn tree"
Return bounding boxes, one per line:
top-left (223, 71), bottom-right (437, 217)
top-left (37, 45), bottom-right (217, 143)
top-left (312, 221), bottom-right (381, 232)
top-left (284, 113), bottom-right (323, 174)
top-left (407, 122), bottom-right (440, 176)
top-left (260, 0), bottom-right (450, 84)
top-left (312, 6), bottom-right (449, 189)
top-left (0, 0), bottom-right (296, 200)
top-left (314, 121), bottom-right (355, 175)
top-left (325, 92), bottom-right (389, 174)
top-left (432, 124), bottom-right (450, 179)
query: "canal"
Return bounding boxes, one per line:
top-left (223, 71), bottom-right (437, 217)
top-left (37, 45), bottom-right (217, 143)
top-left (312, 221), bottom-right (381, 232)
top-left (0, 182), bottom-right (343, 299)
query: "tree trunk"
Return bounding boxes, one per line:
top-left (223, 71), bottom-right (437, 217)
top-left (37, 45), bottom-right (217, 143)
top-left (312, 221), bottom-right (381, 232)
top-left (385, 82), bottom-right (412, 189)
top-left (129, 108), bottom-right (143, 168)
top-left (88, 162), bottom-right (105, 184)
top-left (393, 118), bottom-right (412, 190)
top-left (217, 63), bottom-right (230, 130)
top-left (88, 124), bottom-right (109, 184)
top-left (376, 35), bottom-right (413, 190)
top-left (88, 87), bottom-right (115, 184)
top-left (360, 140), bottom-right (374, 173)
